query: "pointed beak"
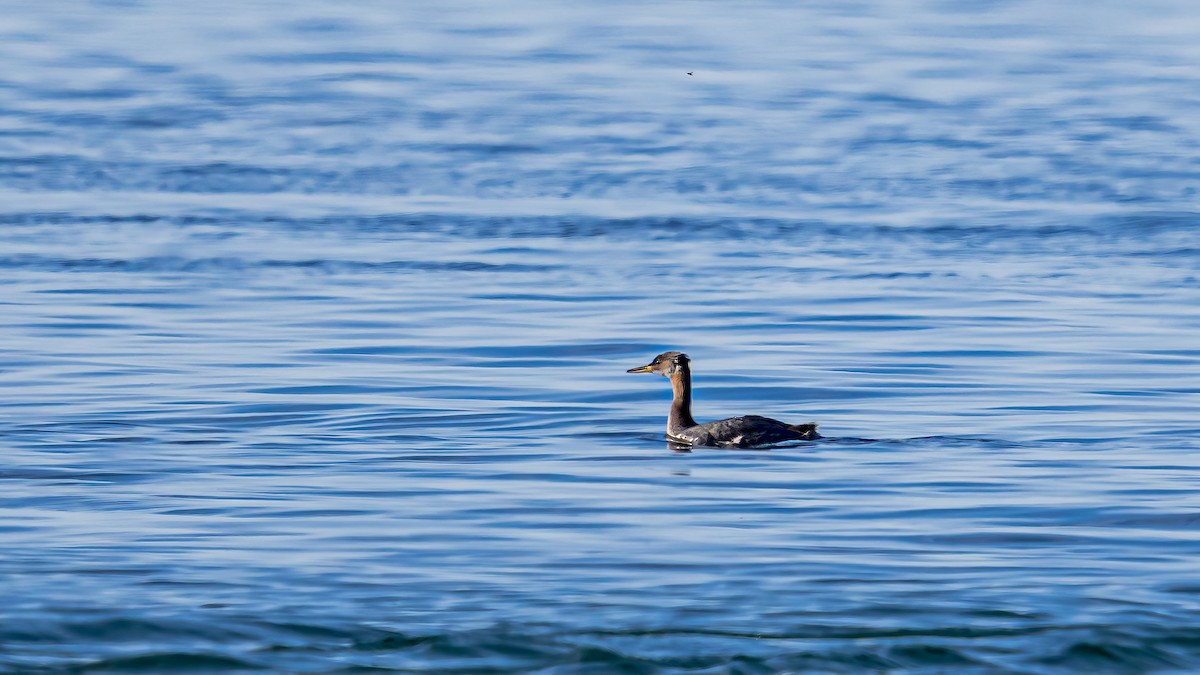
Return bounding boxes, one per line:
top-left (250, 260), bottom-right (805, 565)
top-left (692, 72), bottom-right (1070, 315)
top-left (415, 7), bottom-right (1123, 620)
top-left (626, 363), bottom-right (654, 374)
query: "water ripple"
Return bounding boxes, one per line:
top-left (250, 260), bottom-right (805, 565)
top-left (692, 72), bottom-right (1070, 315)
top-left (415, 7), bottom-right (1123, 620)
top-left (2, 0), bottom-right (1200, 672)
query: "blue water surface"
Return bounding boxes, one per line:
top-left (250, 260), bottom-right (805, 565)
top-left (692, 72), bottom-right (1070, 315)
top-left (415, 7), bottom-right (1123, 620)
top-left (2, 1), bottom-right (1200, 672)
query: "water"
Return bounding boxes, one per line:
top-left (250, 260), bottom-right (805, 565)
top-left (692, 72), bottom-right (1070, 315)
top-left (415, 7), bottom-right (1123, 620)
top-left (2, 0), bottom-right (1199, 672)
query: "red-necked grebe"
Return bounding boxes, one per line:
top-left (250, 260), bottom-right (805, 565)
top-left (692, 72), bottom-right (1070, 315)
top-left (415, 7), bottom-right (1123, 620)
top-left (627, 351), bottom-right (820, 447)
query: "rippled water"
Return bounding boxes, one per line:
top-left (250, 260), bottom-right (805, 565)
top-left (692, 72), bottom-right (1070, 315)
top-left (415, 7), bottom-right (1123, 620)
top-left (3, 1), bottom-right (1200, 672)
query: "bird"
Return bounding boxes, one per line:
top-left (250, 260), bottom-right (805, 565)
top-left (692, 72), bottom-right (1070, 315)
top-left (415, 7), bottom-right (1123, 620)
top-left (627, 351), bottom-right (820, 448)
top-left (687, 72), bottom-right (693, 76)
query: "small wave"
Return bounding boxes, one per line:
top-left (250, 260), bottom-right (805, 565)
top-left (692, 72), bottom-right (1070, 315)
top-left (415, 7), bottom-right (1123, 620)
top-left (6, 615), bottom-right (1200, 673)
top-left (73, 652), bottom-right (263, 672)
top-left (1039, 639), bottom-right (1187, 672)
top-left (0, 254), bottom-right (553, 275)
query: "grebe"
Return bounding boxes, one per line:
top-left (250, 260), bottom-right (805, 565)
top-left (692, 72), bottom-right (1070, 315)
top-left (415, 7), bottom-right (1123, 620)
top-left (627, 351), bottom-right (820, 448)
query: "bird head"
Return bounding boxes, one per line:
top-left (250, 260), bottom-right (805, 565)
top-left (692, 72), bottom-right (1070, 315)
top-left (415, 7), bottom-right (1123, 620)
top-left (626, 351), bottom-right (690, 377)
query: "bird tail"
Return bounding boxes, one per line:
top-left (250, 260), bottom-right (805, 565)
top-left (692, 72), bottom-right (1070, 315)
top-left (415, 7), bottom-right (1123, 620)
top-left (788, 422), bottom-right (820, 439)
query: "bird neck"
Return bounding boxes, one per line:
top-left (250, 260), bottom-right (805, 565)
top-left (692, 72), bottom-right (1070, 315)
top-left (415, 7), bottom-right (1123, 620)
top-left (667, 366), bottom-right (697, 434)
